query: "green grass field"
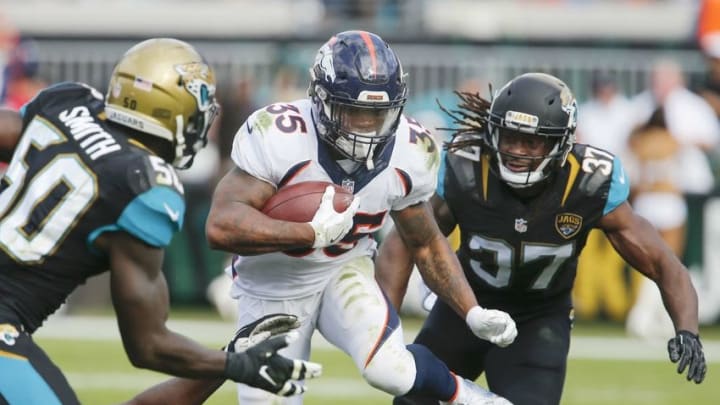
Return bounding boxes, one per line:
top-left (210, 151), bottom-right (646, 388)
top-left (35, 314), bottom-right (718, 405)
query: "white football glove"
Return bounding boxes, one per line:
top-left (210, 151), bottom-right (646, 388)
top-left (308, 186), bottom-right (360, 248)
top-left (226, 313), bottom-right (302, 353)
top-left (465, 306), bottom-right (518, 348)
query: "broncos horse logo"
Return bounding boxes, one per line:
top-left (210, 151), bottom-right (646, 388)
top-left (1, 324), bottom-right (20, 346)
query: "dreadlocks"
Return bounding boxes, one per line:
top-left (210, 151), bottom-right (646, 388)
top-left (437, 91), bottom-right (492, 152)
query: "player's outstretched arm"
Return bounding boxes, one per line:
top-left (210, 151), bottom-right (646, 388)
top-left (385, 198), bottom-right (517, 347)
top-left (376, 195), bottom-right (454, 309)
top-left (600, 201), bottom-right (706, 383)
top-left (0, 108), bottom-right (22, 162)
top-left (206, 167), bottom-right (317, 254)
top-left (123, 314), bottom-right (321, 405)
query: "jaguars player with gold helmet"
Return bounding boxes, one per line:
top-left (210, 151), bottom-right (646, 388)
top-left (381, 73), bottom-right (706, 405)
top-left (0, 38), bottom-right (319, 405)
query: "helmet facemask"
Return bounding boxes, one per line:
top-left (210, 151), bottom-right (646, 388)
top-left (173, 75), bottom-right (219, 169)
top-left (313, 83), bottom-right (402, 169)
top-left (487, 123), bottom-right (571, 188)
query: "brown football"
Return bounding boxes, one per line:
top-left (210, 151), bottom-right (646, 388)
top-left (261, 181), bottom-right (354, 223)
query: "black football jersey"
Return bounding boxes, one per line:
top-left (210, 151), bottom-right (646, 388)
top-left (0, 82), bottom-right (186, 333)
top-left (440, 144), bottom-right (629, 318)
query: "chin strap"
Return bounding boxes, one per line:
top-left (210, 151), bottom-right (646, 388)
top-left (365, 145), bottom-right (376, 170)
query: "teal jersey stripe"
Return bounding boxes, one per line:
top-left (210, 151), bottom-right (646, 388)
top-left (88, 186), bottom-right (184, 248)
top-left (603, 156), bottom-right (630, 216)
top-left (436, 149), bottom-right (448, 200)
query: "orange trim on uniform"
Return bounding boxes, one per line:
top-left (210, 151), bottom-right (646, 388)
top-left (359, 31), bottom-right (378, 75)
top-left (364, 302), bottom-right (390, 368)
top-left (0, 349), bottom-right (27, 361)
top-left (394, 168), bottom-right (411, 196)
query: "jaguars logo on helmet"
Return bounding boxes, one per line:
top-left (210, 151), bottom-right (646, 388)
top-left (104, 38), bottom-right (219, 169)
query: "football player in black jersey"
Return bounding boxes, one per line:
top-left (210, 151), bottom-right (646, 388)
top-left (0, 38), bottom-right (319, 405)
top-left (379, 73), bottom-right (706, 405)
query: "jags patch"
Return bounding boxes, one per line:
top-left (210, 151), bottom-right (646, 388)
top-left (1, 324), bottom-right (19, 346)
top-left (555, 213), bottom-right (582, 239)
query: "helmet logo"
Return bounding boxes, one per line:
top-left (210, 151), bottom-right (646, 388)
top-left (174, 62), bottom-right (210, 79)
top-left (514, 218), bottom-right (528, 233)
top-left (315, 44), bottom-right (336, 83)
top-left (560, 88), bottom-right (578, 128)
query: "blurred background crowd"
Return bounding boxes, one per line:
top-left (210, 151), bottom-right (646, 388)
top-left (3, 0), bottom-right (720, 338)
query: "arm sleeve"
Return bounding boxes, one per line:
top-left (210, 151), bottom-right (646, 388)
top-left (230, 111), bottom-right (276, 185)
top-left (116, 187), bottom-right (185, 248)
top-left (603, 156), bottom-right (630, 216)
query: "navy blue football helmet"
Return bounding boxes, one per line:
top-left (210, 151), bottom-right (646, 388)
top-left (486, 73), bottom-right (577, 188)
top-left (309, 31), bottom-right (407, 167)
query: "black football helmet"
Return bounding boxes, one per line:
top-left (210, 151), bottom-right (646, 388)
top-left (486, 72), bottom-right (577, 188)
top-left (309, 30), bottom-right (407, 169)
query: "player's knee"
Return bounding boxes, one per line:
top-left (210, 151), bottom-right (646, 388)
top-left (361, 343), bottom-right (417, 395)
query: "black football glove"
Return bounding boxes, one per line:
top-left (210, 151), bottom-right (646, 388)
top-left (223, 314), bottom-right (322, 396)
top-left (225, 332), bottom-right (322, 396)
top-left (667, 330), bottom-right (707, 384)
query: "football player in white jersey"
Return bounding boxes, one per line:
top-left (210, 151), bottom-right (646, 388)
top-left (205, 30), bottom-right (517, 405)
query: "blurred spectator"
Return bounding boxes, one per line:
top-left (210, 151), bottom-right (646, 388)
top-left (1, 38), bottom-right (46, 110)
top-left (697, 0), bottom-right (720, 45)
top-left (623, 108), bottom-right (688, 340)
top-left (697, 33), bottom-right (720, 119)
top-left (215, 78), bottom-right (260, 174)
top-left (576, 71), bottom-right (634, 154)
top-left (632, 59), bottom-right (720, 152)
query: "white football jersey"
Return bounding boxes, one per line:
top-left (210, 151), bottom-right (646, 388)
top-left (229, 99), bottom-right (440, 299)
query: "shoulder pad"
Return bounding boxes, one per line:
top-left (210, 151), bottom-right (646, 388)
top-left (126, 154), bottom-right (185, 196)
top-left (21, 82), bottom-right (105, 128)
top-left (445, 149), bottom-right (478, 194)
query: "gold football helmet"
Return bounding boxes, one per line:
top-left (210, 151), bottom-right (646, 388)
top-left (105, 38), bottom-right (219, 168)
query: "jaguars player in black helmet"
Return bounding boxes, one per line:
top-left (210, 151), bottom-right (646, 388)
top-left (379, 72), bottom-right (706, 405)
top-left (0, 38), bottom-right (319, 405)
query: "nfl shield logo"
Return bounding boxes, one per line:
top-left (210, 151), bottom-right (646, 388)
top-left (514, 218), bottom-right (528, 233)
top-left (341, 178), bottom-right (355, 193)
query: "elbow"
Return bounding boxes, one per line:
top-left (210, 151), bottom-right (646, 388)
top-left (205, 219), bottom-right (227, 251)
top-left (124, 344), bottom-right (157, 370)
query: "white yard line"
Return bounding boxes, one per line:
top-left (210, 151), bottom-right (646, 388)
top-left (35, 315), bottom-right (720, 362)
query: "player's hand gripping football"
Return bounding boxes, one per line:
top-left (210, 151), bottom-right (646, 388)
top-left (308, 186), bottom-right (360, 248)
top-left (465, 306), bottom-right (518, 348)
top-left (223, 314), bottom-right (322, 396)
top-left (667, 330), bottom-right (707, 383)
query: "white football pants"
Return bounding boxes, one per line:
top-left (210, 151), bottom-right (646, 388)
top-left (233, 256), bottom-right (417, 404)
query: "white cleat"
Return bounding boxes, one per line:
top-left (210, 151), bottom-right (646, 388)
top-left (440, 376), bottom-right (513, 405)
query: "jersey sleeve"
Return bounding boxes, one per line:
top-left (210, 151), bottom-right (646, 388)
top-left (390, 118), bottom-right (441, 211)
top-left (116, 186), bottom-right (185, 247)
top-left (603, 156), bottom-right (630, 215)
top-left (87, 154), bottom-right (186, 249)
top-left (230, 108), bottom-right (277, 185)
